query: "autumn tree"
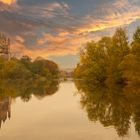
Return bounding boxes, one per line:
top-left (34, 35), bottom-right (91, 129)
top-left (120, 26), bottom-right (140, 84)
top-left (74, 27), bottom-right (131, 85)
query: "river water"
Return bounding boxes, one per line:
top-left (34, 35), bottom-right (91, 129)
top-left (0, 81), bottom-right (139, 140)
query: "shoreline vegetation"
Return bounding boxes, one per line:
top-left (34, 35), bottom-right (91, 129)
top-left (0, 55), bottom-right (59, 81)
top-left (74, 26), bottom-right (140, 86)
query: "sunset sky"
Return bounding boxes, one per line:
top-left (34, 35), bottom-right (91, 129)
top-left (0, 0), bottom-right (140, 68)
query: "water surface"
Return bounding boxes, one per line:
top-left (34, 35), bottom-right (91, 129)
top-left (0, 80), bottom-right (139, 140)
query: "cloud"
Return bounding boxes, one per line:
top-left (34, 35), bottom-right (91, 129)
top-left (10, 31), bottom-right (101, 60)
top-left (0, 0), bottom-right (16, 5)
top-left (1, 0), bottom-right (140, 61)
top-left (20, 1), bottom-right (70, 20)
top-left (113, 0), bottom-right (128, 8)
top-left (72, 0), bottom-right (140, 34)
top-left (15, 35), bottom-right (25, 43)
top-left (47, 2), bottom-right (69, 11)
top-left (11, 41), bottom-right (75, 59)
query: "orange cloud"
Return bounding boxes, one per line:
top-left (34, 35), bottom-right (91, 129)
top-left (11, 41), bottom-right (76, 59)
top-left (0, 0), bottom-right (16, 5)
top-left (11, 32), bottom-right (100, 59)
top-left (15, 36), bottom-right (25, 43)
top-left (75, 0), bottom-right (140, 34)
top-left (4, 0), bottom-right (140, 60)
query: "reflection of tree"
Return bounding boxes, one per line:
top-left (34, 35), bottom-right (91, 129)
top-left (75, 80), bottom-right (140, 137)
top-left (33, 80), bottom-right (59, 100)
top-left (0, 79), bottom-right (59, 102)
top-left (16, 80), bottom-right (59, 102)
top-left (0, 97), bottom-right (11, 129)
top-left (0, 79), bottom-right (59, 129)
top-left (124, 83), bottom-right (140, 137)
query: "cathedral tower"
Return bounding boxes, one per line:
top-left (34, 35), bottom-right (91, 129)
top-left (0, 33), bottom-right (10, 60)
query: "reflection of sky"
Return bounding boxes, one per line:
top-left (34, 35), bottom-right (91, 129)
top-left (1, 0), bottom-right (140, 68)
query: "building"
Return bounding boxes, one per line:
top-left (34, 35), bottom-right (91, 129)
top-left (0, 33), bottom-right (10, 60)
top-left (0, 97), bottom-right (11, 129)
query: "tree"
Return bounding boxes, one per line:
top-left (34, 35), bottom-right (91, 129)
top-left (132, 26), bottom-right (140, 61)
top-left (31, 57), bottom-right (59, 79)
top-left (74, 27), bottom-right (132, 85)
top-left (119, 54), bottom-right (140, 83)
top-left (3, 59), bottom-right (32, 79)
top-left (119, 26), bottom-right (140, 84)
top-left (106, 28), bottom-right (129, 84)
top-left (133, 26), bottom-right (140, 44)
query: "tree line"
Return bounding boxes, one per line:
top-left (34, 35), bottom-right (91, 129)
top-left (0, 55), bottom-right (59, 80)
top-left (74, 26), bottom-right (140, 85)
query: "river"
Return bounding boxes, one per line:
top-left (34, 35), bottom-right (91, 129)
top-left (0, 81), bottom-right (139, 140)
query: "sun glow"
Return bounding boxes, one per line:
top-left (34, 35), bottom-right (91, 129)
top-left (0, 0), bottom-right (16, 5)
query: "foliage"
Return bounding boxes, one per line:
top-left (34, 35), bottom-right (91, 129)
top-left (0, 55), bottom-right (59, 80)
top-left (74, 27), bottom-right (140, 85)
top-left (74, 26), bottom-right (140, 137)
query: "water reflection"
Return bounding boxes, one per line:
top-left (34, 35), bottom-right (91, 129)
top-left (0, 97), bottom-right (11, 129)
top-left (75, 80), bottom-right (140, 138)
top-left (0, 80), bottom-right (59, 128)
